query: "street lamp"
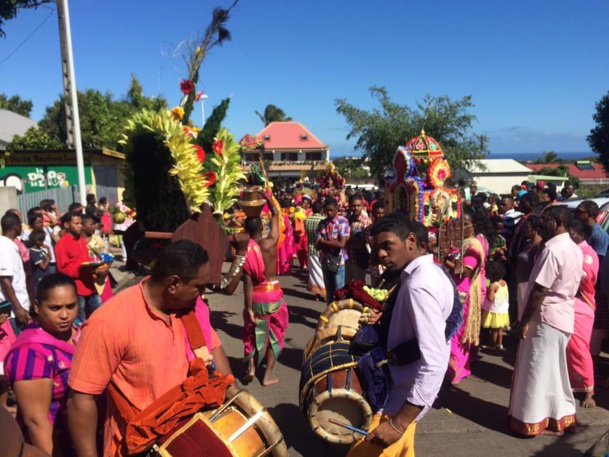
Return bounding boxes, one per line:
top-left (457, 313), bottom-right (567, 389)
top-left (200, 93), bottom-right (209, 127)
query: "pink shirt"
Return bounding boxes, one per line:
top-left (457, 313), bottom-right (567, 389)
top-left (523, 232), bottom-right (583, 334)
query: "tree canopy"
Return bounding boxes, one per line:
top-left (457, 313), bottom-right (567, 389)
top-left (7, 76), bottom-right (167, 151)
top-left (334, 157), bottom-right (369, 180)
top-left (0, 0), bottom-right (51, 37)
top-left (255, 104), bottom-right (292, 126)
top-left (588, 91), bottom-right (609, 174)
top-left (0, 93), bottom-right (33, 116)
top-left (335, 87), bottom-right (489, 179)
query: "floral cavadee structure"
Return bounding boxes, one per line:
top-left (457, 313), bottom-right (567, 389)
top-left (385, 130), bottom-right (460, 225)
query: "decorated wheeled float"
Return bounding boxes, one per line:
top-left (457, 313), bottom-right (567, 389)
top-left (299, 131), bottom-right (466, 445)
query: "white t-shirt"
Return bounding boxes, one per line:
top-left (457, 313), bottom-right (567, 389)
top-left (0, 235), bottom-right (31, 312)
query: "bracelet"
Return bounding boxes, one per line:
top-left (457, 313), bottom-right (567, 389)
top-left (388, 418), bottom-right (405, 436)
top-left (220, 255), bottom-right (246, 289)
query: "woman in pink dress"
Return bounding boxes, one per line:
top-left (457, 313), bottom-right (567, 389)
top-left (445, 209), bottom-right (486, 384)
top-left (566, 219), bottom-right (599, 407)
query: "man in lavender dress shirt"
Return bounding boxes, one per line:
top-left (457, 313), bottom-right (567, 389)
top-left (348, 214), bottom-right (454, 457)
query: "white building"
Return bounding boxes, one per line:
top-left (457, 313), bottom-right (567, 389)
top-left (467, 159), bottom-right (532, 195)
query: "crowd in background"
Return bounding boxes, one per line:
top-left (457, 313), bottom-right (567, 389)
top-left (1, 177), bottom-right (609, 454)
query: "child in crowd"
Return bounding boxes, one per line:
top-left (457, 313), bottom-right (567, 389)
top-left (28, 229), bottom-right (53, 298)
top-left (482, 260), bottom-right (510, 350)
top-left (489, 216), bottom-right (507, 261)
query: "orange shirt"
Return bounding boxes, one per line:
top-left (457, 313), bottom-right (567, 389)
top-left (68, 279), bottom-right (220, 456)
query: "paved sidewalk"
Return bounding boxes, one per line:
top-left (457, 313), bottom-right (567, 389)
top-left (109, 263), bottom-right (609, 456)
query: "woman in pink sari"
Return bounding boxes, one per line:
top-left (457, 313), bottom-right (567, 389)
top-left (566, 219), bottom-right (599, 407)
top-left (445, 209), bottom-right (486, 384)
top-left (276, 206), bottom-right (294, 276)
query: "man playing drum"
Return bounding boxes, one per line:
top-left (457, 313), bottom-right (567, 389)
top-left (67, 240), bottom-right (246, 456)
top-left (242, 192), bottom-right (289, 386)
top-left (349, 214), bottom-right (454, 457)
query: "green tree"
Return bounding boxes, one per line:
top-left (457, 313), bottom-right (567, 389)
top-left (334, 157), bottom-right (369, 180)
top-left (335, 87), bottom-right (489, 179)
top-left (537, 165), bottom-right (580, 188)
top-left (588, 91), bottom-right (609, 174)
top-left (255, 104), bottom-right (292, 126)
top-left (535, 150), bottom-right (560, 164)
top-left (0, 93), bottom-right (33, 116)
top-left (0, 0), bottom-right (51, 38)
top-left (6, 126), bottom-right (62, 151)
top-left (7, 77), bottom-right (167, 151)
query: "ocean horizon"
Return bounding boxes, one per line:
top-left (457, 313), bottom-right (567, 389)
top-left (488, 152), bottom-right (595, 161)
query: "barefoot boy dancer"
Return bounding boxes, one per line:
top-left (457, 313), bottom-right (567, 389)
top-left (242, 192), bottom-right (289, 386)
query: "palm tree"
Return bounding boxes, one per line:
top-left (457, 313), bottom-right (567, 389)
top-left (536, 150), bottom-right (559, 164)
top-left (255, 104), bottom-right (292, 126)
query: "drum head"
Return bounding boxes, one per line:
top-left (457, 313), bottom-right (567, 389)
top-left (308, 388), bottom-right (372, 445)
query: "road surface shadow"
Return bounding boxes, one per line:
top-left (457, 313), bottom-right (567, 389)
top-left (471, 357), bottom-right (513, 388)
top-left (210, 309), bottom-right (243, 340)
top-left (287, 304), bottom-right (322, 330)
top-left (268, 402), bottom-right (349, 457)
top-left (435, 383), bottom-right (511, 435)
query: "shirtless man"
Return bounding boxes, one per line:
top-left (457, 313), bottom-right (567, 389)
top-left (242, 192), bottom-right (289, 386)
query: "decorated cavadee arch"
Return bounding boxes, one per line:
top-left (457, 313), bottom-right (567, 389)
top-left (385, 130), bottom-right (460, 226)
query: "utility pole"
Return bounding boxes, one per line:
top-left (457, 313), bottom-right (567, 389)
top-left (56, 0), bottom-right (87, 205)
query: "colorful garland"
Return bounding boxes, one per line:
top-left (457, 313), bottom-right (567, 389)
top-left (427, 157), bottom-right (452, 188)
top-left (119, 109), bottom-right (211, 214)
top-left (208, 128), bottom-right (247, 216)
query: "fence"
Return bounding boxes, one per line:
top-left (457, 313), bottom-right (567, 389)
top-left (17, 186), bottom-right (80, 215)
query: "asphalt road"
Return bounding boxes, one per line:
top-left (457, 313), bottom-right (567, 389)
top-left (112, 261), bottom-right (609, 457)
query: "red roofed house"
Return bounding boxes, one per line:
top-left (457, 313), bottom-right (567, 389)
top-left (526, 161), bottom-right (609, 187)
top-left (242, 122), bottom-right (329, 179)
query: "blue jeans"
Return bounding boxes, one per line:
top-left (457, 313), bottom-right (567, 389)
top-left (323, 264), bottom-right (345, 305)
top-left (77, 294), bottom-right (102, 325)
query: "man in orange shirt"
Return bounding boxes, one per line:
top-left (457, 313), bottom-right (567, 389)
top-left (67, 241), bottom-right (232, 457)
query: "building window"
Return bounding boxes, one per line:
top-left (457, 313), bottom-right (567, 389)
top-left (281, 152), bottom-right (298, 161)
top-left (305, 152), bottom-right (322, 161)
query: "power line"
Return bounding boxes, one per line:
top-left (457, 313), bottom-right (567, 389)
top-left (0, 7), bottom-right (55, 67)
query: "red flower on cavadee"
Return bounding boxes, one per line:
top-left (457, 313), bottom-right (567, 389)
top-left (180, 79), bottom-right (195, 95)
top-left (213, 140), bottom-right (223, 155)
top-left (204, 171), bottom-right (217, 187)
top-left (194, 145), bottom-right (206, 163)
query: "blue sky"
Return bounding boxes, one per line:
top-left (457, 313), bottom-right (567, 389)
top-left (1, 0), bottom-right (608, 158)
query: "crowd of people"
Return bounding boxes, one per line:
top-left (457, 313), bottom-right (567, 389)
top-left (0, 178), bottom-right (608, 456)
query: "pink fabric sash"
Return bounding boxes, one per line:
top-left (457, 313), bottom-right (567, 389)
top-left (184, 297), bottom-right (215, 362)
top-left (8, 323), bottom-right (76, 356)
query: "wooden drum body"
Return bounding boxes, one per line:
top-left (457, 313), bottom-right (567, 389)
top-left (299, 342), bottom-right (373, 444)
top-left (303, 299), bottom-right (370, 361)
top-left (155, 386), bottom-right (287, 457)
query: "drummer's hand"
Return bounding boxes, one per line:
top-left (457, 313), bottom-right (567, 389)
top-left (368, 309), bottom-right (382, 325)
top-left (232, 231), bottom-right (250, 255)
top-left (365, 420), bottom-right (403, 448)
top-left (197, 346), bottom-right (214, 366)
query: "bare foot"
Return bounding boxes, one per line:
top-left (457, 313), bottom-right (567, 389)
top-left (262, 376), bottom-right (279, 386)
top-left (539, 429), bottom-right (564, 436)
top-left (582, 393), bottom-right (596, 408)
top-left (241, 371), bottom-right (255, 385)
